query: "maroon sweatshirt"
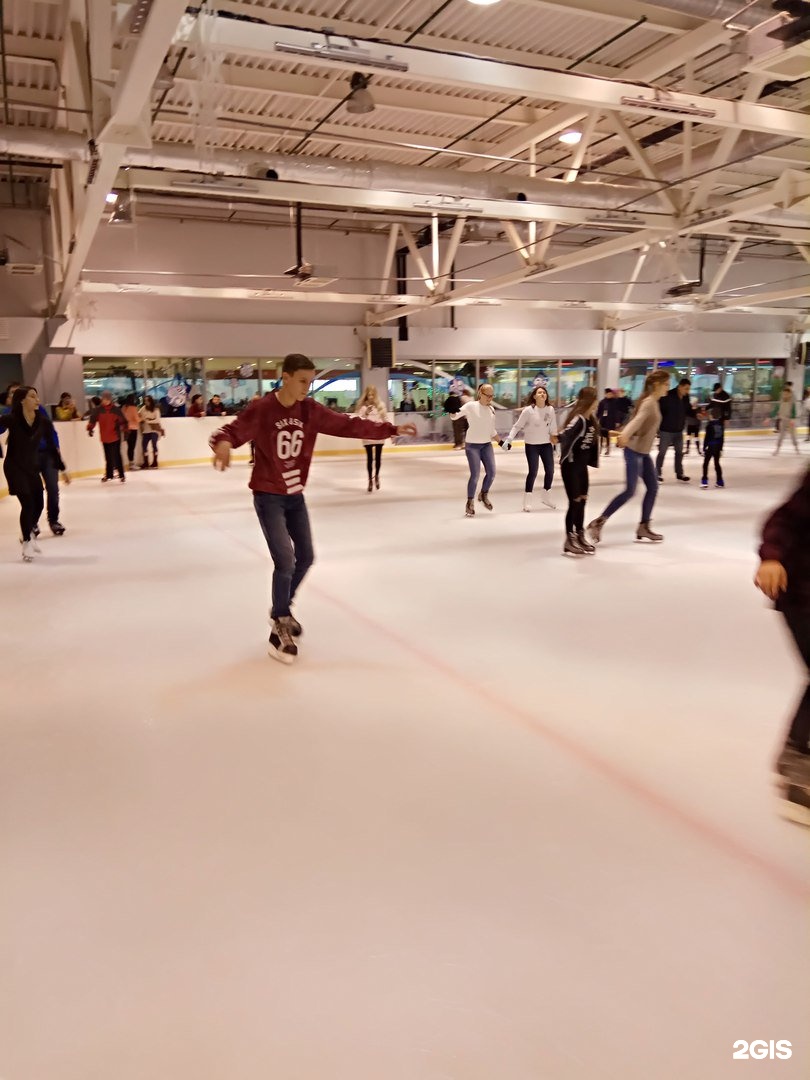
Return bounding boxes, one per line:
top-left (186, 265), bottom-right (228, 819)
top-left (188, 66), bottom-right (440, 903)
top-left (759, 466), bottom-right (810, 611)
top-left (210, 392), bottom-right (398, 495)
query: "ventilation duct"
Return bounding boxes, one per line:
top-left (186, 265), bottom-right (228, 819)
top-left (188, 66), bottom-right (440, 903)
top-left (637, 0), bottom-right (772, 28)
top-left (0, 126), bottom-right (797, 220)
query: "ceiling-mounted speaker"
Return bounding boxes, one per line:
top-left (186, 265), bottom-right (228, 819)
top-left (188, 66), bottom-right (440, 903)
top-left (368, 337), bottom-right (394, 369)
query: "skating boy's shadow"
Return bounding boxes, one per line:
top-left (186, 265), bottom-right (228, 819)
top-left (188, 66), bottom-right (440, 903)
top-left (27, 556), bottom-right (101, 567)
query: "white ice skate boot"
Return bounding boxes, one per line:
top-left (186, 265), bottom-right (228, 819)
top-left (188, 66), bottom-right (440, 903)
top-left (540, 491), bottom-right (556, 509)
top-left (523, 492), bottom-right (532, 512)
top-left (21, 540), bottom-right (35, 562)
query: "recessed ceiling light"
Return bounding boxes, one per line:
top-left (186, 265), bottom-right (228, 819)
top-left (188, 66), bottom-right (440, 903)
top-left (105, 192), bottom-right (118, 205)
top-left (558, 130), bottom-right (582, 145)
top-left (467, 0), bottom-right (502, 6)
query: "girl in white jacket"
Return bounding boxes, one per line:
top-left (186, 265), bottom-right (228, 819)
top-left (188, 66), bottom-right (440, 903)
top-left (355, 386), bottom-right (390, 491)
top-left (505, 384), bottom-right (558, 511)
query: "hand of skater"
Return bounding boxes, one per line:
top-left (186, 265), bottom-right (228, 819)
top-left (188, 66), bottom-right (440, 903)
top-left (61, 471), bottom-right (71, 485)
top-left (396, 423), bottom-right (418, 437)
top-left (616, 433), bottom-right (627, 448)
top-left (755, 559), bottom-right (787, 601)
top-left (212, 441), bottom-right (232, 471)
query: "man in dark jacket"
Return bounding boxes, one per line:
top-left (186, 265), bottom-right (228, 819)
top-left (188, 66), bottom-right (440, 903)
top-left (597, 390), bottom-right (618, 455)
top-left (756, 467), bottom-right (810, 823)
top-left (655, 377), bottom-right (693, 482)
top-left (710, 382), bottom-right (732, 421)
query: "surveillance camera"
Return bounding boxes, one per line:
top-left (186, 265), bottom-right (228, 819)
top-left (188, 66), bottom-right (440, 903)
top-left (265, 169), bottom-right (279, 181)
top-left (513, 192), bottom-right (528, 202)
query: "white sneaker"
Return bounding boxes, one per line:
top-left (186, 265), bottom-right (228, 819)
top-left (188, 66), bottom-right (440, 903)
top-left (522, 492), bottom-right (532, 512)
top-left (21, 540), bottom-right (35, 562)
top-left (541, 492), bottom-right (556, 509)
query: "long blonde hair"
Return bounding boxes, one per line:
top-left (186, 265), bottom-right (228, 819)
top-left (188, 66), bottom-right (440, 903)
top-left (357, 386), bottom-right (384, 415)
top-left (630, 370), bottom-right (669, 419)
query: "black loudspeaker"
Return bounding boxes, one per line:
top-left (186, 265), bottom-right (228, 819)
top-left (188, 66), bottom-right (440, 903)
top-left (368, 338), bottom-right (394, 368)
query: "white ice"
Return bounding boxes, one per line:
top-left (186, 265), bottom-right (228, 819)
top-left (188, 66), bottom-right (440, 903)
top-left (1, 435), bottom-right (808, 1079)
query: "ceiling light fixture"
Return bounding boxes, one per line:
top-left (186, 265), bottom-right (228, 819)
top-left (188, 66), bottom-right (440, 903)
top-left (467, 0), bottom-right (503, 6)
top-left (346, 72), bottom-right (374, 115)
top-left (105, 192), bottom-right (118, 205)
top-left (558, 130), bottom-right (583, 145)
top-left (275, 31), bottom-right (409, 73)
top-left (619, 94), bottom-right (716, 119)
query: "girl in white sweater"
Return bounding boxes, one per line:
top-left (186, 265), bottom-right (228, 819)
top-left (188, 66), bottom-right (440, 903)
top-left (458, 384), bottom-right (502, 517)
top-left (354, 386), bottom-right (389, 491)
top-left (505, 384), bottom-right (559, 511)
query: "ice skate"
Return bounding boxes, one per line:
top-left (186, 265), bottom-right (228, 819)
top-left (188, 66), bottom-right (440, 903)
top-left (576, 530), bottom-right (596, 555)
top-left (563, 532), bottom-right (586, 557)
top-left (268, 617), bottom-right (298, 664)
top-left (715, 479), bottom-right (725, 488)
top-left (21, 540), bottom-right (35, 562)
top-left (367, 479), bottom-right (373, 492)
top-left (478, 490), bottom-right (493, 511)
top-left (636, 522), bottom-right (663, 542)
top-left (50, 521), bottom-right (66, 535)
top-left (523, 492), bottom-right (532, 512)
top-left (776, 779), bottom-right (810, 827)
top-left (540, 491), bottom-right (556, 509)
top-left (586, 516), bottom-right (606, 544)
top-left (375, 476), bottom-right (380, 490)
top-left (287, 613), bottom-right (303, 638)
top-left (700, 477), bottom-right (708, 489)
top-left (465, 498), bottom-right (475, 517)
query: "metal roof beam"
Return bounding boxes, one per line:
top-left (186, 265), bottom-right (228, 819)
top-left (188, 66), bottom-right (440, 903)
top-left (459, 20), bottom-right (732, 170)
top-left (175, 21), bottom-right (789, 139)
top-left (166, 62), bottom-right (544, 128)
top-left (120, 167), bottom-right (674, 228)
top-left (54, 0), bottom-right (188, 314)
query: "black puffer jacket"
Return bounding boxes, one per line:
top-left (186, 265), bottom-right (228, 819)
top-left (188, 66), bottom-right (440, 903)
top-left (3, 410), bottom-right (64, 496)
top-left (659, 388), bottom-right (695, 433)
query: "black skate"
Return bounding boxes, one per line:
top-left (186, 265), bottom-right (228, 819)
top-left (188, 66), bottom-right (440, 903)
top-left (268, 617), bottom-right (299, 664)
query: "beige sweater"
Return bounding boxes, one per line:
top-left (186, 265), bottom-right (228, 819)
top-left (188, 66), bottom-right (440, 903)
top-left (621, 396), bottom-right (661, 454)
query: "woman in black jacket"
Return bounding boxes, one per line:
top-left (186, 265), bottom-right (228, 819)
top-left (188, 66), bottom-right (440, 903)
top-left (3, 386), bottom-right (70, 562)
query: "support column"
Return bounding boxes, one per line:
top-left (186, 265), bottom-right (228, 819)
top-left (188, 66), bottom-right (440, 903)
top-left (599, 328), bottom-right (621, 396)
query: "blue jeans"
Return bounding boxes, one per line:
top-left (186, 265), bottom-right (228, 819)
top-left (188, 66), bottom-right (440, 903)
top-left (602, 448), bottom-right (658, 523)
top-left (524, 443), bottom-right (554, 492)
top-left (253, 492), bottom-right (315, 620)
top-left (37, 450), bottom-right (60, 526)
top-left (465, 442), bottom-right (496, 499)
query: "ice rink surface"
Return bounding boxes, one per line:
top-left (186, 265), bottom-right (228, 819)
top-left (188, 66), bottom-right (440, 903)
top-left (1, 435), bottom-right (808, 1079)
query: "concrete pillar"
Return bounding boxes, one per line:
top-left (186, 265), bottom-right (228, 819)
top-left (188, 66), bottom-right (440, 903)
top-left (598, 328), bottom-right (621, 396)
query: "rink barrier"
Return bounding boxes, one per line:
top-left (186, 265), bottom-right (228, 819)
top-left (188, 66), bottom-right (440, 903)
top-left (0, 420), bottom-right (807, 498)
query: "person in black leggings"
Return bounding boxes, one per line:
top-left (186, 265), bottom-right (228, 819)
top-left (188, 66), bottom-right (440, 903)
top-left (355, 386), bottom-right (389, 491)
top-left (558, 387), bottom-right (599, 557)
top-left (3, 386), bottom-right (70, 562)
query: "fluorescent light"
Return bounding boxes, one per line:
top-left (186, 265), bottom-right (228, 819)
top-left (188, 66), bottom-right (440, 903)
top-left (275, 40), bottom-right (409, 72)
top-left (620, 95), bottom-right (716, 119)
top-left (105, 192), bottom-right (118, 205)
top-left (558, 130), bottom-right (582, 145)
top-left (467, 0), bottom-right (502, 4)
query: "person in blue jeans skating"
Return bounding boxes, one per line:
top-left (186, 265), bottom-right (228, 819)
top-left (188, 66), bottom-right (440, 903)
top-left (587, 369), bottom-right (670, 545)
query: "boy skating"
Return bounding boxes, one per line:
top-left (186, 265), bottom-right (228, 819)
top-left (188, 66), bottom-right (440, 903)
top-left (211, 353), bottom-right (416, 664)
top-left (755, 467), bottom-right (810, 824)
top-left (700, 406), bottom-right (725, 489)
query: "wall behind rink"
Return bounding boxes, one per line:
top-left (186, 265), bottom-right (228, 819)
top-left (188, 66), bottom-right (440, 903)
top-left (0, 414), bottom-right (413, 497)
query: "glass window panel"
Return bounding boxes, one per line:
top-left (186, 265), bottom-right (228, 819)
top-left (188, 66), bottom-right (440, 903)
top-left (310, 359), bottom-right (360, 411)
top-left (618, 359), bottom-right (652, 402)
top-left (481, 360), bottom-right (519, 409)
top-left (520, 360), bottom-right (559, 407)
top-left (559, 359), bottom-right (596, 407)
top-left (389, 362), bottom-right (435, 413)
